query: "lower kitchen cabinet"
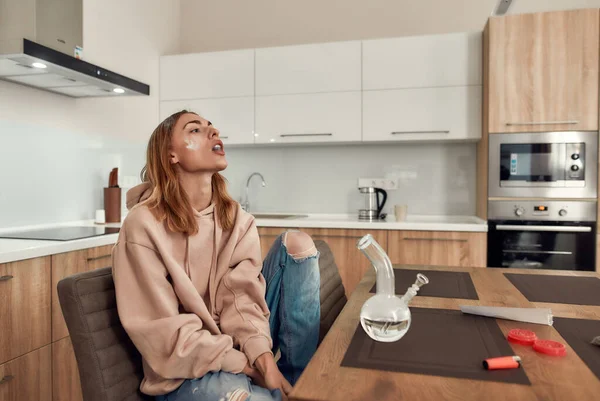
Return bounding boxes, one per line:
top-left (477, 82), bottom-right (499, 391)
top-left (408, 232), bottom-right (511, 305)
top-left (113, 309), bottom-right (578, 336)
top-left (51, 245), bottom-right (114, 341)
top-left (388, 230), bottom-right (486, 267)
top-left (596, 235), bottom-right (600, 273)
top-left (0, 345), bottom-right (52, 401)
top-left (257, 227), bottom-right (296, 259)
top-left (302, 228), bottom-right (388, 298)
top-left (53, 337), bottom-right (83, 401)
top-left (0, 256), bottom-right (51, 365)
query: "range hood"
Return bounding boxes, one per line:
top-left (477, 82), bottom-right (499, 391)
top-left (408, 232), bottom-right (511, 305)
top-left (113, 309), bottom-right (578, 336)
top-left (0, 0), bottom-right (150, 97)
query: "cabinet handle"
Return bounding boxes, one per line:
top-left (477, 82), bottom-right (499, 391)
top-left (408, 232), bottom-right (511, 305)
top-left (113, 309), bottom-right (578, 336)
top-left (0, 375), bottom-right (14, 385)
top-left (403, 237), bottom-right (467, 242)
top-left (280, 133), bottom-right (333, 138)
top-left (502, 250), bottom-right (573, 255)
top-left (87, 255), bottom-right (112, 262)
top-left (506, 120), bottom-right (579, 126)
top-left (0, 275), bottom-right (14, 282)
top-left (391, 130), bottom-right (450, 135)
top-left (220, 136), bottom-right (229, 139)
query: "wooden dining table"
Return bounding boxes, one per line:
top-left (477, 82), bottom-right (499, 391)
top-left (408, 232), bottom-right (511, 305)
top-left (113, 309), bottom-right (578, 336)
top-left (289, 265), bottom-right (600, 401)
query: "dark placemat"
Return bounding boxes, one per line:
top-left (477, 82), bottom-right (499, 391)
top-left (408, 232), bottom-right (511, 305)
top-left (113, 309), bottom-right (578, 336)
top-left (370, 269), bottom-right (479, 300)
top-left (554, 317), bottom-right (600, 380)
top-left (504, 274), bottom-right (600, 306)
top-left (341, 308), bottom-right (530, 385)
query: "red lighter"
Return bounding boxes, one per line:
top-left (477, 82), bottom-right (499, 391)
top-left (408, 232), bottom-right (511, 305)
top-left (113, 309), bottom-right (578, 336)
top-left (483, 356), bottom-right (522, 370)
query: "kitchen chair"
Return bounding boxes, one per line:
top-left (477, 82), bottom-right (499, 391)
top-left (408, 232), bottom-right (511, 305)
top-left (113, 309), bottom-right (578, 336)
top-left (57, 239), bottom-right (346, 401)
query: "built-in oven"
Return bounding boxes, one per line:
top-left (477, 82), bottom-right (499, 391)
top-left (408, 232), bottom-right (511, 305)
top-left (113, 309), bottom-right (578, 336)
top-left (487, 200), bottom-right (596, 271)
top-left (488, 131), bottom-right (598, 199)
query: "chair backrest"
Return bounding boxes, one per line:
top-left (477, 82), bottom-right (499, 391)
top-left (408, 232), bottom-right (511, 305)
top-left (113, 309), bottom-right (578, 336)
top-left (314, 240), bottom-right (348, 343)
top-left (57, 267), bottom-right (151, 401)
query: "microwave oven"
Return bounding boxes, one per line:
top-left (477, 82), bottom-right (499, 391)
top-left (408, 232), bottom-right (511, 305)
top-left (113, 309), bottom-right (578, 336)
top-left (488, 131), bottom-right (598, 199)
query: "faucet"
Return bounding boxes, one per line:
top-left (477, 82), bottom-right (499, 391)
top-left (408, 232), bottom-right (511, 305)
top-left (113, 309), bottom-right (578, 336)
top-left (243, 172), bottom-right (267, 212)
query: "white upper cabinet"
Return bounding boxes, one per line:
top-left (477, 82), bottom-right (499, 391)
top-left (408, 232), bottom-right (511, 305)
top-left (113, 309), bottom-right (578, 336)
top-left (255, 92), bottom-right (361, 144)
top-left (255, 41), bottom-right (361, 95)
top-left (160, 49), bottom-right (254, 101)
top-left (362, 86), bottom-right (482, 142)
top-left (160, 97), bottom-right (255, 145)
top-left (362, 32), bottom-right (482, 90)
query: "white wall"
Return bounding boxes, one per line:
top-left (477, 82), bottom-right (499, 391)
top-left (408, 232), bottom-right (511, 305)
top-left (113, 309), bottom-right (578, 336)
top-left (179, 0), bottom-right (600, 53)
top-left (0, 0), bottom-right (180, 228)
top-left (222, 143), bottom-right (476, 216)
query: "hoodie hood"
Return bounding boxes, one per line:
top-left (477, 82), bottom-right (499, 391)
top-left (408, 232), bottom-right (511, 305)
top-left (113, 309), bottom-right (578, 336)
top-left (126, 182), bottom-right (153, 210)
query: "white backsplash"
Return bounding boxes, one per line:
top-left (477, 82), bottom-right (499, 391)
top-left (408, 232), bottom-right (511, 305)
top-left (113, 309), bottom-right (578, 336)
top-left (0, 118), bottom-right (476, 229)
top-left (0, 120), bottom-right (144, 229)
top-left (222, 142), bottom-right (476, 216)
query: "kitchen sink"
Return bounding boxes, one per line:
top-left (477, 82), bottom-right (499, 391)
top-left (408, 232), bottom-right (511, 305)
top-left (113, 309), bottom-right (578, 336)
top-left (251, 213), bottom-right (307, 219)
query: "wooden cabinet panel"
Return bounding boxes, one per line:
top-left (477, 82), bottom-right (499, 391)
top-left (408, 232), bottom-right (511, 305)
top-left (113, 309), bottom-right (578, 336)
top-left (302, 228), bottom-right (387, 298)
top-left (52, 245), bottom-right (113, 341)
top-left (0, 256), bottom-right (51, 365)
top-left (52, 337), bottom-right (82, 401)
top-left (388, 231), bottom-right (486, 268)
top-left (257, 227), bottom-right (292, 260)
top-left (0, 345), bottom-right (52, 401)
top-left (488, 9), bottom-right (599, 133)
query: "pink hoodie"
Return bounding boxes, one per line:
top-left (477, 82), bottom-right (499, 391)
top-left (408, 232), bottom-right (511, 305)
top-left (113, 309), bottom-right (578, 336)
top-left (112, 183), bottom-right (272, 395)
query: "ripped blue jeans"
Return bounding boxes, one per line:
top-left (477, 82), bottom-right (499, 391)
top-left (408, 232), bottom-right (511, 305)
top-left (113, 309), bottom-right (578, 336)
top-left (156, 232), bottom-right (321, 401)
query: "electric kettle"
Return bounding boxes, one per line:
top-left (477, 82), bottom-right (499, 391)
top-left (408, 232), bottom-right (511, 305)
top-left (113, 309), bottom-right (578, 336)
top-left (358, 187), bottom-right (387, 221)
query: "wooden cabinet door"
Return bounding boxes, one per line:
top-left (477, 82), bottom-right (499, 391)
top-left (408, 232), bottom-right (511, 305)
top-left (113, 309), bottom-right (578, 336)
top-left (302, 228), bottom-right (388, 298)
top-left (0, 345), bottom-right (52, 401)
top-left (388, 231), bottom-right (486, 267)
top-left (257, 227), bottom-right (290, 260)
top-left (488, 9), bottom-right (599, 133)
top-left (52, 245), bottom-right (113, 341)
top-left (0, 256), bottom-right (51, 365)
top-left (53, 337), bottom-right (83, 401)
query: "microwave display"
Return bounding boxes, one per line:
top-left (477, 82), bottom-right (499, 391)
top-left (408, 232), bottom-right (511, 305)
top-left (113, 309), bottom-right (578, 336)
top-left (499, 142), bottom-right (584, 185)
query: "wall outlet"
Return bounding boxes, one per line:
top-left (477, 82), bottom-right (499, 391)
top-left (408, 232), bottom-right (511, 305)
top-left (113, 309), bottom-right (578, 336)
top-left (358, 177), bottom-right (398, 190)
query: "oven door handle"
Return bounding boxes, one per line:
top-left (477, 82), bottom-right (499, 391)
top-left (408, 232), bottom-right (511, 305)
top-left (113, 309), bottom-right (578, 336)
top-left (502, 250), bottom-right (573, 255)
top-left (496, 225), bottom-right (592, 233)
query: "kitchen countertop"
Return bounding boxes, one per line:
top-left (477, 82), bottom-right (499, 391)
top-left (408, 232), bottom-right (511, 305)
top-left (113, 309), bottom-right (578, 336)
top-left (0, 213), bottom-right (487, 264)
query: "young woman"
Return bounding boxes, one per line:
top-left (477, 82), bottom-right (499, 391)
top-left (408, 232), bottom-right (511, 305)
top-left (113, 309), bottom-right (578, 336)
top-left (112, 111), bottom-right (321, 401)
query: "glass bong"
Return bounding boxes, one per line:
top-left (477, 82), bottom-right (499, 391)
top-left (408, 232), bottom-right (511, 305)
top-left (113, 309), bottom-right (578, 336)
top-left (357, 234), bottom-right (429, 342)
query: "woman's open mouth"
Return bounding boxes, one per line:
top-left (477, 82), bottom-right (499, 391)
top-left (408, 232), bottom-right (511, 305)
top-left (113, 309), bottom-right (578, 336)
top-left (211, 141), bottom-right (225, 156)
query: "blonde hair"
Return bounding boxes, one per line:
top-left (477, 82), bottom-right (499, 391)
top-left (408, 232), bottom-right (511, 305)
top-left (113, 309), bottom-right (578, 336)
top-left (140, 110), bottom-right (237, 234)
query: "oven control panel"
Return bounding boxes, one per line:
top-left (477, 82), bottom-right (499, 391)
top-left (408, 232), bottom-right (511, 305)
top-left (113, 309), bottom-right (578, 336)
top-left (488, 200), bottom-right (596, 222)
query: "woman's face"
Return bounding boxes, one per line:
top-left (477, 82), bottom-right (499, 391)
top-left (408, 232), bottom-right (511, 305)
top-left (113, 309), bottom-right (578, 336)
top-left (169, 113), bottom-right (227, 173)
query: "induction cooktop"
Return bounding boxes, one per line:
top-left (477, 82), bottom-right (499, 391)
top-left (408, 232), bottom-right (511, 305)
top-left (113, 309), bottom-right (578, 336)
top-left (0, 226), bottom-right (120, 241)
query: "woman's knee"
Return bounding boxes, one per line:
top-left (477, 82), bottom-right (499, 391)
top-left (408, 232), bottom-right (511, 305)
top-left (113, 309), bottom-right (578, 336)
top-left (283, 231), bottom-right (317, 259)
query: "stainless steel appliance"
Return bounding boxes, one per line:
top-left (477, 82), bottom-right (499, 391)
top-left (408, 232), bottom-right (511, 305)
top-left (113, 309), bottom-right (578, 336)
top-left (0, 226), bottom-right (120, 241)
top-left (358, 187), bottom-right (387, 221)
top-left (488, 131), bottom-right (598, 199)
top-left (0, 0), bottom-right (149, 97)
top-left (487, 200), bottom-right (596, 271)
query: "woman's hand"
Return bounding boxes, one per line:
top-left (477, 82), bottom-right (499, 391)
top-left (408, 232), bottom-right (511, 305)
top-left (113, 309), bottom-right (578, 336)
top-left (254, 353), bottom-right (292, 401)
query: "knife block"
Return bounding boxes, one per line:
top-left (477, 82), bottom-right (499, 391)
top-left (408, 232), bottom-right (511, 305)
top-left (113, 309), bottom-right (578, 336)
top-left (104, 187), bottom-right (122, 223)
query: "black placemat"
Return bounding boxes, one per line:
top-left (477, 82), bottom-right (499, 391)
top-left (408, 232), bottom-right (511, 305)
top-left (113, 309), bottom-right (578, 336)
top-left (504, 274), bottom-right (600, 306)
top-left (370, 269), bottom-right (479, 300)
top-left (554, 317), bottom-right (600, 380)
top-left (341, 308), bottom-right (530, 385)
